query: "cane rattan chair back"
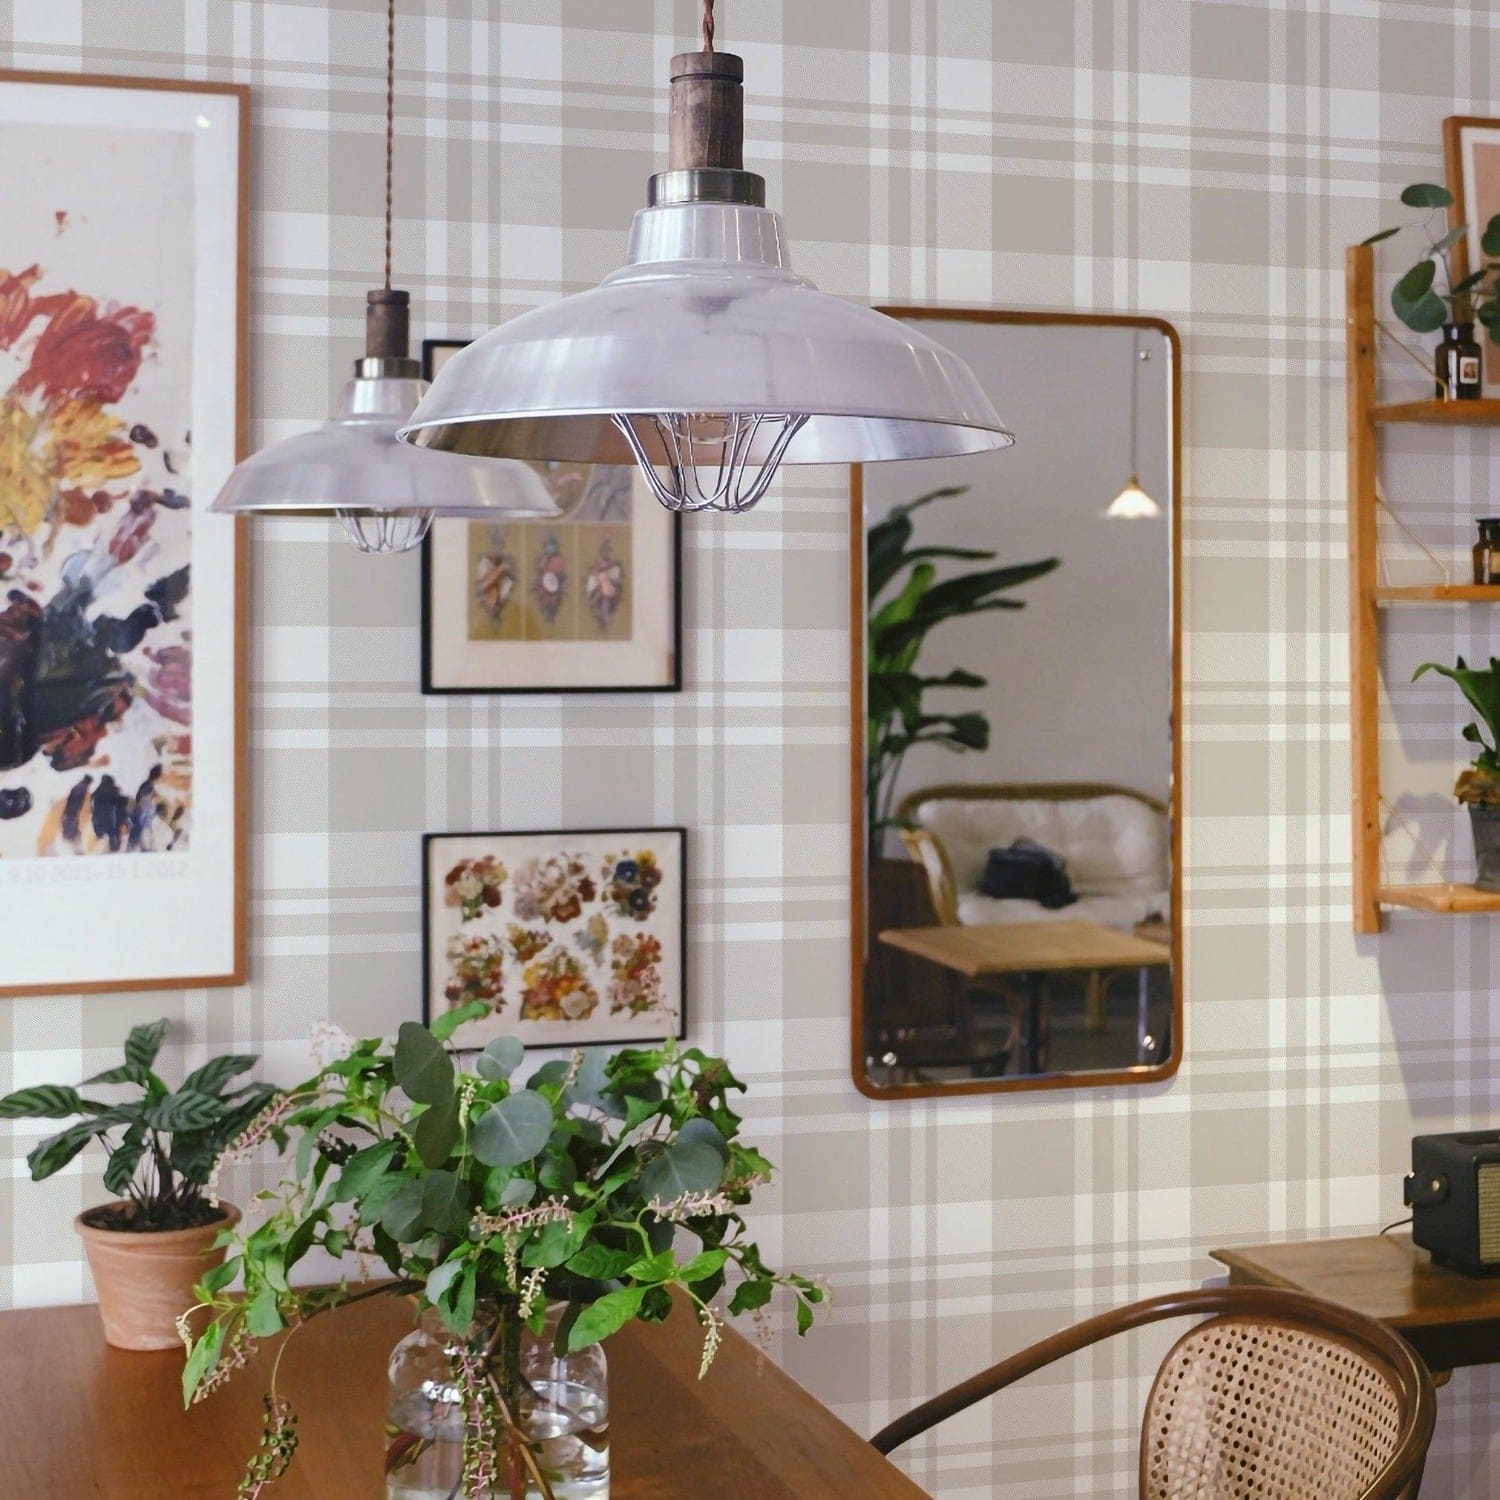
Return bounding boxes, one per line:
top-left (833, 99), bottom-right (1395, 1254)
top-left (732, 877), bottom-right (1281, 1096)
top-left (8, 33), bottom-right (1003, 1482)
top-left (871, 1287), bottom-right (1435, 1500)
top-left (1143, 1311), bottom-right (1414, 1498)
top-left (897, 826), bottom-right (960, 927)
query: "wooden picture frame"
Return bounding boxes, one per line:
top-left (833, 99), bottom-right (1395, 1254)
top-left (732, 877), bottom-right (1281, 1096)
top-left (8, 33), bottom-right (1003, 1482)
top-left (1445, 115), bottom-right (1500, 399)
top-left (422, 826), bottom-right (688, 1052)
top-left (849, 308), bottom-right (1183, 1100)
top-left (419, 340), bottom-right (682, 696)
top-left (0, 71), bottom-right (249, 996)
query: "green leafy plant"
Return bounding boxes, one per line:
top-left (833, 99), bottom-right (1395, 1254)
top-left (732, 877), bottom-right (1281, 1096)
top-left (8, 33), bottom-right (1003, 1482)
top-left (1413, 656), bottom-right (1500, 804)
top-left (1363, 182), bottom-right (1500, 337)
top-left (0, 1018), bottom-right (272, 1232)
top-left (182, 1010), bottom-right (821, 1499)
top-left (866, 485), bottom-right (1057, 857)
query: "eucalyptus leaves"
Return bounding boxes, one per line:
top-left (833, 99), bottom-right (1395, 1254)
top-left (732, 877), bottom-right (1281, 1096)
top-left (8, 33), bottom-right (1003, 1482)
top-left (182, 1010), bottom-right (820, 1498)
top-left (0, 1018), bottom-right (272, 1232)
top-left (1363, 181), bottom-right (1500, 338)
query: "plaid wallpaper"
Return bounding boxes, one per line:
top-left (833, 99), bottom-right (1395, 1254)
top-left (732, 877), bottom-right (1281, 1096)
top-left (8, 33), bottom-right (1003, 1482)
top-left (2, 1), bottom-right (1499, 1494)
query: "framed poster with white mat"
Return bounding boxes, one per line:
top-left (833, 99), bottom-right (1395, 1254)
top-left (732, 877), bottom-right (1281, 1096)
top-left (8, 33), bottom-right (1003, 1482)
top-left (0, 72), bottom-right (248, 996)
top-left (423, 827), bottom-right (687, 1052)
top-left (419, 339), bottom-right (681, 695)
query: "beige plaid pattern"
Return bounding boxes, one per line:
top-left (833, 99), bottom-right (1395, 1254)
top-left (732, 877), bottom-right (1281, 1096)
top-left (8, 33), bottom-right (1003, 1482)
top-left (2, 1), bottom-right (1499, 1494)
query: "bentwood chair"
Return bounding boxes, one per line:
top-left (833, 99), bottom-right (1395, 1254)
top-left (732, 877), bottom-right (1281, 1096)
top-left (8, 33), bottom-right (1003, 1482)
top-left (872, 1286), bottom-right (1436, 1499)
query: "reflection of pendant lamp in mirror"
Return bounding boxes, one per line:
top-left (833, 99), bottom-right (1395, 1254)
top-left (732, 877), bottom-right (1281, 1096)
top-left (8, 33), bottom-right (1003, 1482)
top-left (399, 0), bottom-right (1013, 516)
top-left (210, 0), bottom-right (558, 554)
top-left (1104, 338), bottom-right (1162, 520)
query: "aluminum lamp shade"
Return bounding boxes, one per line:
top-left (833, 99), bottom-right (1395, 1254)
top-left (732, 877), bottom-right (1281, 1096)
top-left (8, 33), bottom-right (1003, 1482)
top-left (400, 199), bottom-right (1013, 511)
top-left (211, 370), bottom-right (560, 553)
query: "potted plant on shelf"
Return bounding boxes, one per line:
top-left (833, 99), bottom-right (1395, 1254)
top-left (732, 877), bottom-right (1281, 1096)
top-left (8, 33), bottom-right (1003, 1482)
top-left (1363, 182), bottom-right (1500, 399)
top-left (0, 1017), bottom-right (272, 1350)
top-left (1413, 655), bottom-right (1500, 890)
top-left (182, 1009), bottom-right (822, 1500)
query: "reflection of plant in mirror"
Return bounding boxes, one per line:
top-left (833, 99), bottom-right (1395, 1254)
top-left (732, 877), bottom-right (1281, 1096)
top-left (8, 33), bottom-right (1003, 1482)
top-left (866, 485), bottom-right (1057, 857)
top-left (1412, 656), bottom-right (1500, 803)
top-left (1362, 182), bottom-right (1500, 337)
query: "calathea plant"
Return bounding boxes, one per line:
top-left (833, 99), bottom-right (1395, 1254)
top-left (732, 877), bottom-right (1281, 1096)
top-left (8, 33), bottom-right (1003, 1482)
top-left (183, 1009), bottom-right (821, 1500)
top-left (1363, 182), bottom-right (1500, 337)
top-left (866, 484), bottom-right (1057, 857)
top-left (0, 1017), bottom-right (271, 1231)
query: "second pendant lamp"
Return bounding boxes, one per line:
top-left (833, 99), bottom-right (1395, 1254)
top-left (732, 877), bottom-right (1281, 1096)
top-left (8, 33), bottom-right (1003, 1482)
top-left (400, 1), bottom-right (1013, 514)
top-left (210, 0), bottom-right (558, 553)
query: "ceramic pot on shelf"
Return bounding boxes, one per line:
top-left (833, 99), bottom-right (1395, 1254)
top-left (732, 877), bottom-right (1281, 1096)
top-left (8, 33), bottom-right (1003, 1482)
top-left (75, 1200), bottom-right (239, 1351)
top-left (1468, 804), bottom-right (1500, 892)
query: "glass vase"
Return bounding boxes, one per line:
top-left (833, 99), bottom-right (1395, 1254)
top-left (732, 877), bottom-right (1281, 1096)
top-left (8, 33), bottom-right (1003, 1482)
top-left (386, 1301), bottom-right (609, 1500)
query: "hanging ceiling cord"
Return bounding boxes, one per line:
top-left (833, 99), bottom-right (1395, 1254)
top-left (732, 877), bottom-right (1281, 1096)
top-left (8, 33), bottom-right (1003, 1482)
top-left (1128, 335), bottom-right (1140, 477)
top-left (701, 0), bottom-right (715, 53)
top-left (383, 0), bottom-right (396, 289)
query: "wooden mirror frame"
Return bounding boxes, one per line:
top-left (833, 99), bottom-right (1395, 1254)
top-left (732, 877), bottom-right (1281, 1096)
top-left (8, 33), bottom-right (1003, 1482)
top-left (849, 307), bottom-right (1183, 1099)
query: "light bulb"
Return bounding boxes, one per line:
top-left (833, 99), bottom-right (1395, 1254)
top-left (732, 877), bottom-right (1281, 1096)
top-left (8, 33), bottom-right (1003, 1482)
top-left (611, 412), bottom-right (808, 513)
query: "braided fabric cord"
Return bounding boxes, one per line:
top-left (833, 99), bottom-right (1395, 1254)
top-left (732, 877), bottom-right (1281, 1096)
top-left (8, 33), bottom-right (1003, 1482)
top-left (1143, 1319), bottom-right (1404, 1499)
top-left (383, 0), bottom-right (395, 288)
top-left (701, 0), bottom-right (714, 51)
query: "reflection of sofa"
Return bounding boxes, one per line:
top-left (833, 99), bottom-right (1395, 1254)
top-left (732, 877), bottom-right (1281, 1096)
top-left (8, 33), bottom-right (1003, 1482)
top-left (895, 782), bottom-right (1170, 934)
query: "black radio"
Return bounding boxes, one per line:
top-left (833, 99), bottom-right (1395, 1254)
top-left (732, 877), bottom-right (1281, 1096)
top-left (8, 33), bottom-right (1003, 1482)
top-left (1405, 1131), bottom-right (1500, 1274)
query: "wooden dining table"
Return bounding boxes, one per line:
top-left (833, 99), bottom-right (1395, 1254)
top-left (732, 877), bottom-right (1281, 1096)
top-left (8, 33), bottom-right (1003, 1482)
top-left (1211, 1231), bottom-right (1500, 1379)
top-left (0, 1292), bottom-right (928, 1499)
top-left (879, 920), bottom-right (1171, 1073)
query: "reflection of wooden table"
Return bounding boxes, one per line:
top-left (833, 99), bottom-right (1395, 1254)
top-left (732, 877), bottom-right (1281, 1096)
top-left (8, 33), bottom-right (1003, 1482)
top-left (0, 1291), bottom-right (926, 1499)
top-left (1210, 1233), bottom-right (1500, 1378)
top-left (878, 920), bottom-right (1171, 1073)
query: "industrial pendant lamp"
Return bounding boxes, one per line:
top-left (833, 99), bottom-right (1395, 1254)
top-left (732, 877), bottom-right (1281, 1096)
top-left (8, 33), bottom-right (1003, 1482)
top-left (399, 0), bottom-right (1013, 514)
top-left (210, 0), bottom-right (558, 553)
top-left (1103, 337), bottom-right (1162, 520)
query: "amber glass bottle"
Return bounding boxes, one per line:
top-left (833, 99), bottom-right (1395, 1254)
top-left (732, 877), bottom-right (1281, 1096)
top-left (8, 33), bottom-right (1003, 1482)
top-left (1473, 519), bottom-right (1500, 585)
top-left (1437, 321), bottom-right (1482, 400)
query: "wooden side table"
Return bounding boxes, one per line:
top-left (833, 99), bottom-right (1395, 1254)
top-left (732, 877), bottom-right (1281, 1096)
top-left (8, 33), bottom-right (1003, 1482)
top-left (1211, 1232), bottom-right (1500, 1378)
top-left (879, 920), bottom-right (1171, 1073)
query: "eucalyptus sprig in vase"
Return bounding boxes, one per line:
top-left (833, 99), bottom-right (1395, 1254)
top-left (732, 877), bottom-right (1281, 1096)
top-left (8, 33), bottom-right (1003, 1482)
top-left (182, 1006), bottom-right (823, 1499)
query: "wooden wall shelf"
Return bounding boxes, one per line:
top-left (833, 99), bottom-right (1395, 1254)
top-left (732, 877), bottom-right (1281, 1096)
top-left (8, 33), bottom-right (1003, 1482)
top-left (1374, 585), bottom-right (1500, 603)
top-left (1375, 399), bottom-right (1500, 426)
top-left (1375, 884), bottom-right (1500, 915)
top-left (1347, 244), bottom-right (1500, 932)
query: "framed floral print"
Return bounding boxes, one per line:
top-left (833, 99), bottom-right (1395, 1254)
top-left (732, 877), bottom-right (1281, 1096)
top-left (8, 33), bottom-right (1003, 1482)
top-left (0, 73), bottom-right (248, 996)
top-left (419, 340), bottom-right (681, 694)
top-left (423, 827), bottom-right (687, 1050)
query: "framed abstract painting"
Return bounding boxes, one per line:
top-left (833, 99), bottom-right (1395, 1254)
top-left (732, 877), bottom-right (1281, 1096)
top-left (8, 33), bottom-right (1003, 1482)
top-left (0, 73), bottom-right (248, 995)
top-left (423, 827), bottom-right (687, 1051)
top-left (420, 339), bottom-right (681, 694)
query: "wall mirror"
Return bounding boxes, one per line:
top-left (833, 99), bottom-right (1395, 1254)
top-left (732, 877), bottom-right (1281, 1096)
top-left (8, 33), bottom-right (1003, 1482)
top-left (851, 310), bottom-right (1181, 1098)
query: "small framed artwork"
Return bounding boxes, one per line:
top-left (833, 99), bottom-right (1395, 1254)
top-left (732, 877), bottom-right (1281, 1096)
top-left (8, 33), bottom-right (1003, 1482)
top-left (423, 827), bottom-right (687, 1050)
top-left (420, 339), bottom-right (682, 695)
top-left (0, 72), bottom-right (248, 996)
top-left (1446, 115), bottom-right (1500, 397)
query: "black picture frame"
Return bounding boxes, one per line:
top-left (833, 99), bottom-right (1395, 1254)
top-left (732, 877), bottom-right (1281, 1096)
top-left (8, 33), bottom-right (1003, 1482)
top-left (421, 825), bottom-right (689, 1052)
top-left (418, 338), bottom-right (683, 696)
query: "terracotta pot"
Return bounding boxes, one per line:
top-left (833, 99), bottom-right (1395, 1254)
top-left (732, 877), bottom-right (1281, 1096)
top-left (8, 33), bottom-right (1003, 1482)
top-left (75, 1201), bottom-right (240, 1351)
